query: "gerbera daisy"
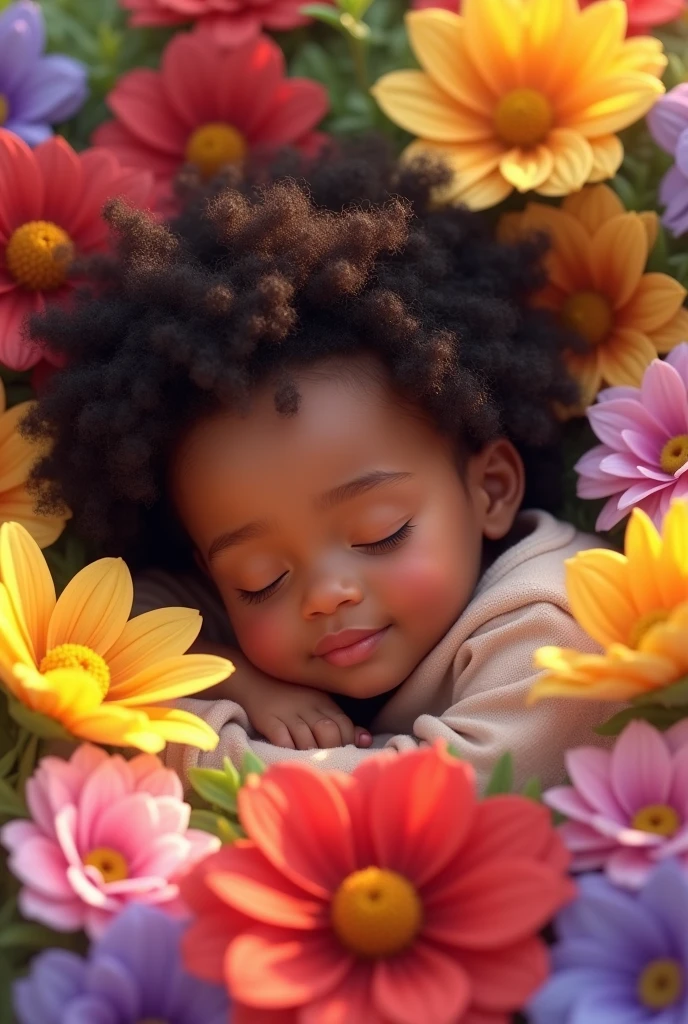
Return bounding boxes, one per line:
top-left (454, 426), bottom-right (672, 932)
top-left (121, 0), bottom-right (312, 49)
top-left (93, 33), bottom-right (328, 197)
top-left (181, 744), bottom-right (573, 1024)
top-left (0, 130), bottom-right (154, 371)
top-left (500, 185), bottom-right (688, 408)
top-left (0, 380), bottom-right (66, 547)
top-left (0, 521), bottom-right (231, 752)
top-left (530, 499), bottom-right (688, 705)
top-left (371, 0), bottom-right (666, 210)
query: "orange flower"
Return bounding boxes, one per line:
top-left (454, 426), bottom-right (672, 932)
top-left (180, 745), bottom-right (573, 1024)
top-left (500, 185), bottom-right (688, 408)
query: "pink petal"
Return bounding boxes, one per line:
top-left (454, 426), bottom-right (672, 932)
top-left (639, 359), bottom-right (688, 437)
top-left (606, 847), bottom-right (653, 890)
top-left (588, 398), bottom-right (664, 449)
top-left (621, 428), bottom-right (666, 464)
top-left (129, 832), bottom-right (192, 878)
top-left (564, 748), bottom-right (625, 822)
top-left (76, 759), bottom-right (131, 853)
top-left (91, 792), bottom-right (162, 859)
top-left (666, 343), bottom-right (688, 386)
top-left (543, 786), bottom-right (596, 824)
top-left (7, 835), bottom-right (72, 898)
top-left (559, 821), bottom-right (618, 855)
top-left (610, 721), bottom-right (673, 815)
top-left (669, 744), bottom-right (688, 820)
top-left (658, 824), bottom-right (688, 858)
top-left (373, 943), bottom-right (471, 1024)
top-left (595, 495), bottom-right (629, 531)
top-left (665, 719), bottom-right (688, 754)
top-left (617, 479), bottom-right (671, 510)
top-left (19, 888), bottom-right (85, 932)
top-left (0, 819), bottom-right (41, 854)
top-left (66, 864), bottom-right (119, 910)
top-left (54, 805), bottom-right (81, 867)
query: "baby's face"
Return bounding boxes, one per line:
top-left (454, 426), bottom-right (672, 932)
top-left (172, 356), bottom-right (513, 698)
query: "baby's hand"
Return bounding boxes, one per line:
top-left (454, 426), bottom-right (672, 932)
top-left (243, 675), bottom-right (372, 751)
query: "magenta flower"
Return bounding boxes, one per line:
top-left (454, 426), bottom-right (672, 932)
top-left (575, 344), bottom-right (688, 532)
top-left (544, 719), bottom-right (688, 890)
top-left (648, 84), bottom-right (688, 239)
top-left (0, 744), bottom-right (219, 938)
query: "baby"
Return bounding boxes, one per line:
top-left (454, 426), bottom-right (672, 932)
top-left (27, 141), bottom-right (611, 789)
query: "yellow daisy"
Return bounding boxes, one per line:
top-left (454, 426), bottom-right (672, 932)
top-left (530, 500), bottom-right (688, 704)
top-left (372, 0), bottom-right (666, 210)
top-left (0, 521), bottom-right (232, 753)
top-left (0, 381), bottom-right (67, 548)
top-left (499, 185), bottom-right (688, 407)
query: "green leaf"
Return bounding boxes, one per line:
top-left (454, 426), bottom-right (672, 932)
top-left (595, 704), bottom-right (685, 736)
top-left (483, 753), bottom-right (514, 797)
top-left (188, 767), bottom-right (238, 815)
top-left (223, 757), bottom-right (241, 790)
top-left (521, 776), bottom-right (543, 803)
top-left (240, 750), bottom-right (267, 783)
top-left (0, 778), bottom-right (28, 820)
top-left (300, 4), bottom-right (346, 29)
top-left (7, 700), bottom-right (74, 743)
top-left (189, 809), bottom-right (242, 844)
top-left (0, 922), bottom-right (61, 952)
top-left (633, 676), bottom-right (688, 709)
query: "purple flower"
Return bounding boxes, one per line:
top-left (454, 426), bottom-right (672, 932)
top-left (0, 1), bottom-right (87, 146)
top-left (575, 344), bottom-right (688, 531)
top-left (648, 83), bottom-right (688, 238)
top-left (13, 904), bottom-right (230, 1024)
top-left (545, 720), bottom-right (688, 890)
top-left (529, 861), bottom-right (688, 1024)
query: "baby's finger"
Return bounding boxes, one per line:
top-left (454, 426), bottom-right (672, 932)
top-left (263, 717), bottom-right (296, 749)
top-left (290, 719), bottom-right (319, 750)
top-left (310, 716), bottom-right (347, 749)
top-left (324, 710), bottom-right (356, 746)
top-left (355, 727), bottom-right (373, 748)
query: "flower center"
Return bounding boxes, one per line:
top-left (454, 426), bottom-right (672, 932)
top-left (638, 958), bottom-right (683, 1009)
top-left (629, 609), bottom-right (670, 649)
top-left (83, 846), bottom-right (128, 884)
top-left (330, 867), bottom-right (422, 958)
top-left (40, 643), bottom-right (111, 697)
top-left (185, 123), bottom-right (247, 179)
top-left (494, 88), bottom-right (553, 147)
top-left (660, 434), bottom-right (688, 475)
top-left (631, 803), bottom-right (680, 838)
top-left (0, 95), bottom-right (8, 125)
top-left (561, 291), bottom-right (613, 348)
top-left (5, 220), bottom-right (74, 291)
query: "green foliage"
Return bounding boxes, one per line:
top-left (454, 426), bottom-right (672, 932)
top-left (596, 676), bottom-right (688, 736)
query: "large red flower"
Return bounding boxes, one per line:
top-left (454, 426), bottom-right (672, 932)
top-left (93, 33), bottom-right (328, 197)
top-left (121, 0), bottom-right (312, 48)
top-left (0, 130), bottom-right (154, 371)
top-left (180, 745), bottom-right (574, 1024)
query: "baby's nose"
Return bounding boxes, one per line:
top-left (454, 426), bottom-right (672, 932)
top-left (301, 575), bottom-right (364, 618)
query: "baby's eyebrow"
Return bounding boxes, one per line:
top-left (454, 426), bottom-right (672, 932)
top-left (317, 470), bottom-right (413, 511)
top-left (207, 520), bottom-right (270, 561)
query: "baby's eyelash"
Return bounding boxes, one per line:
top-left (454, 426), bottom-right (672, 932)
top-left (238, 572), bottom-right (287, 605)
top-left (357, 521), bottom-right (415, 554)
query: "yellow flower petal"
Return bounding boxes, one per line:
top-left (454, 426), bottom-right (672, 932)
top-left (406, 11), bottom-right (496, 114)
top-left (659, 501), bottom-right (688, 591)
top-left (0, 521), bottom-right (56, 664)
top-left (640, 604), bottom-right (688, 673)
top-left (0, 401), bottom-right (35, 493)
top-left (371, 71), bottom-right (492, 143)
top-left (532, 128), bottom-right (593, 197)
top-left (590, 213), bottom-right (647, 309)
top-left (566, 548), bottom-right (637, 646)
top-left (618, 274), bottom-right (687, 333)
top-left (455, 168), bottom-right (514, 210)
top-left (69, 703), bottom-right (166, 753)
top-left (107, 652), bottom-right (233, 704)
top-left (648, 306), bottom-right (688, 355)
top-left (499, 144), bottom-right (554, 192)
top-left (598, 327), bottom-right (657, 387)
top-left (462, 0), bottom-right (524, 96)
top-left (611, 35), bottom-right (667, 77)
top-left (587, 134), bottom-right (624, 183)
top-left (531, 643), bottom-right (676, 702)
top-left (0, 584), bottom-right (36, 683)
top-left (639, 212), bottom-right (659, 254)
top-left (13, 664), bottom-right (103, 718)
top-left (564, 349), bottom-right (602, 409)
top-left (0, 485), bottom-right (66, 549)
top-left (402, 138), bottom-right (507, 208)
top-left (136, 705), bottom-right (220, 751)
top-left (624, 507), bottom-right (667, 614)
top-left (47, 558), bottom-right (133, 656)
top-left (563, 74), bottom-right (664, 138)
top-left (520, 203), bottom-right (592, 292)
top-left (562, 184), bottom-right (624, 234)
top-left (106, 607), bottom-right (203, 687)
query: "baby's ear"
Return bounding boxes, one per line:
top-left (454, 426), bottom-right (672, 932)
top-left (472, 438), bottom-right (525, 541)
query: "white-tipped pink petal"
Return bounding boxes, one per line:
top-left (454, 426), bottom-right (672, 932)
top-left (564, 748), bottom-right (625, 822)
top-left (639, 359), bottom-right (688, 437)
top-left (606, 848), bottom-right (653, 890)
top-left (610, 721), bottom-right (673, 813)
top-left (596, 496), bottom-right (629, 531)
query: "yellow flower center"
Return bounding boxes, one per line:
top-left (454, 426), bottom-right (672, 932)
top-left (660, 434), bottom-right (688, 475)
top-left (5, 220), bottom-right (74, 291)
top-left (494, 88), bottom-right (553, 148)
top-left (561, 291), bottom-right (613, 348)
top-left (330, 867), bottom-right (422, 958)
top-left (638, 959), bottom-right (683, 1009)
top-left (83, 846), bottom-right (128, 884)
top-left (185, 122), bottom-right (247, 179)
top-left (629, 609), bottom-right (670, 649)
top-left (40, 643), bottom-right (111, 697)
top-left (0, 95), bottom-right (8, 125)
top-left (631, 803), bottom-right (680, 838)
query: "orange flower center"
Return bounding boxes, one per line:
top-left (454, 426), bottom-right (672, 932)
top-left (629, 609), bottom-right (669, 649)
top-left (40, 642), bottom-right (111, 697)
top-left (83, 846), bottom-right (128, 883)
top-left (631, 803), bottom-right (680, 838)
top-left (0, 95), bottom-right (8, 125)
top-left (185, 122), bottom-right (247, 179)
top-left (561, 290), bottom-right (613, 348)
top-left (494, 88), bottom-right (553, 147)
top-left (638, 958), bottom-right (683, 1009)
top-left (5, 220), bottom-right (74, 291)
top-left (660, 434), bottom-right (688, 475)
top-left (331, 867), bottom-right (422, 958)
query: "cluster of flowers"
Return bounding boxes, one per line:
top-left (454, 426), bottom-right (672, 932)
top-left (0, 0), bottom-right (688, 1021)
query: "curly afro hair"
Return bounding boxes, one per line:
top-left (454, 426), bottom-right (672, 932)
top-left (24, 137), bottom-right (579, 572)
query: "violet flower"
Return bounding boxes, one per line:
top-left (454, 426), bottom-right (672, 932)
top-left (13, 903), bottom-right (230, 1024)
top-left (648, 83), bottom-right (688, 238)
top-left (529, 861), bottom-right (688, 1024)
top-left (0, 1), bottom-right (87, 146)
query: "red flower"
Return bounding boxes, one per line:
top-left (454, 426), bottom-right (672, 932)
top-left (579, 0), bottom-right (684, 34)
top-left (121, 0), bottom-right (313, 48)
top-left (0, 130), bottom-right (154, 371)
top-left (93, 34), bottom-right (328, 197)
top-left (180, 745), bottom-right (574, 1024)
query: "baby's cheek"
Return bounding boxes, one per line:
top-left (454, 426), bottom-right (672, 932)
top-left (377, 552), bottom-right (469, 622)
top-left (233, 606), bottom-right (299, 679)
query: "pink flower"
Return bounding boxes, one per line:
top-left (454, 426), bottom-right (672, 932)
top-left (120, 0), bottom-right (313, 48)
top-left (0, 744), bottom-right (219, 938)
top-left (544, 719), bottom-right (688, 890)
top-left (580, 0), bottom-right (686, 35)
top-left (575, 344), bottom-right (688, 532)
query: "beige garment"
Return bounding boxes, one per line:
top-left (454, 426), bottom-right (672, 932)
top-left (133, 510), bottom-right (615, 791)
